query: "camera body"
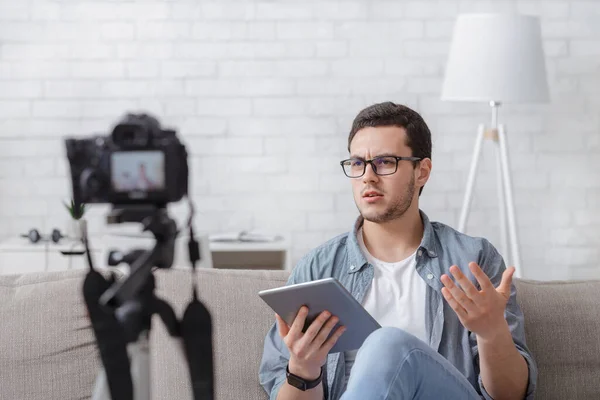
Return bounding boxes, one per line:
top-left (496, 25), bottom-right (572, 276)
top-left (65, 113), bottom-right (188, 207)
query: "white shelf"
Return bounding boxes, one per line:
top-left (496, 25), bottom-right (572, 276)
top-left (209, 239), bottom-right (290, 252)
top-left (0, 237), bottom-right (101, 253)
top-left (0, 234), bottom-right (292, 274)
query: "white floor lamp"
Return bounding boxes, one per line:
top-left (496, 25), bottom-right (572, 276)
top-left (441, 14), bottom-right (550, 278)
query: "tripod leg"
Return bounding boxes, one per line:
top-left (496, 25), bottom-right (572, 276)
top-left (458, 124), bottom-right (485, 233)
top-left (91, 368), bottom-right (111, 400)
top-left (130, 333), bottom-right (151, 400)
top-left (498, 124), bottom-right (522, 278)
top-left (91, 337), bottom-right (151, 400)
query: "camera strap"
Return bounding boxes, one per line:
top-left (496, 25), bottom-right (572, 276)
top-left (181, 290), bottom-right (214, 399)
top-left (180, 225), bottom-right (215, 400)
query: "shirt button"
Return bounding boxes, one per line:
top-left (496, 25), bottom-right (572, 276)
top-left (417, 249), bottom-right (423, 257)
top-left (427, 273), bottom-right (434, 280)
top-left (350, 265), bottom-right (356, 271)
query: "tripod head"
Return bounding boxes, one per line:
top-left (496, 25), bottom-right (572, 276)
top-left (99, 205), bottom-right (177, 311)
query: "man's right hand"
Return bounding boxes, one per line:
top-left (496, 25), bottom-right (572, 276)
top-left (276, 306), bottom-right (346, 380)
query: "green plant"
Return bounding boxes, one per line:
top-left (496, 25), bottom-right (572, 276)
top-left (64, 199), bottom-right (86, 220)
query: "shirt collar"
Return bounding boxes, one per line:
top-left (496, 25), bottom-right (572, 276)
top-left (346, 209), bottom-right (439, 274)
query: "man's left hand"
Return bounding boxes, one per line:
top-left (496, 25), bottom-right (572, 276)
top-left (440, 262), bottom-right (515, 340)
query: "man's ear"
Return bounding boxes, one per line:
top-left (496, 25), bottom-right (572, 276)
top-left (416, 158), bottom-right (432, 186)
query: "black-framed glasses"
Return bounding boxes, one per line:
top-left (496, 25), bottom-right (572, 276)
top-left (340, 156), bottom-right (422, 178)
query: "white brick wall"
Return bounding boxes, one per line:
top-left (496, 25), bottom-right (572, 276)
top-left (0, 0), bottom-right (598, 280)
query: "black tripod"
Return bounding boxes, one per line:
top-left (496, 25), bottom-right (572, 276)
top-left (82, 205), bottom-right (214, 400)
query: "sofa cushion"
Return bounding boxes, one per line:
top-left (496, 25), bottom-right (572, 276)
top-left (515, 278), bottom-right (600, 400)
top-left (0, 269), bottom-right (101, 400)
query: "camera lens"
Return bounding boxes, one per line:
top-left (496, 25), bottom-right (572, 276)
top-left (80, 168), bottom-right (102, 201)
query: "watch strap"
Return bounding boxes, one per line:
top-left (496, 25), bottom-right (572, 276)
top-left (286, 364), bottom-right (324, 391)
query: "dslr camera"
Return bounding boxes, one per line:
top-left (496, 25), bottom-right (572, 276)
top-left (65, 113), bottom-right (188, 207)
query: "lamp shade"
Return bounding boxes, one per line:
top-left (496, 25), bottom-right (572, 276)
top-left (441, 14), bottom-right (550, 103)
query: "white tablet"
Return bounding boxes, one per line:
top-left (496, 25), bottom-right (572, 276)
top-left (258, 278), bottom-right (381, 354)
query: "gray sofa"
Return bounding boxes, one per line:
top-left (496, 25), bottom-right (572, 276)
top-left (1, 267), bottom-right (599, 400)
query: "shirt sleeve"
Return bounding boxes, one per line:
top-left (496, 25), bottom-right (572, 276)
top-left (469, 239), bottom-right (538, 400)
top-left (258, 253), bottom-right (314, 399)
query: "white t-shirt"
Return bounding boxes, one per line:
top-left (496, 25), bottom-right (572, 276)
top-left (343, 227), bottom-right (428, 389)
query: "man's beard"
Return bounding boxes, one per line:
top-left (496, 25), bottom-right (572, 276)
top-left (358, 175), bottom-right (415, 224)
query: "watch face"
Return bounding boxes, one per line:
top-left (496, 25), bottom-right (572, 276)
top-left (287, 375), bottom-right (306, 390)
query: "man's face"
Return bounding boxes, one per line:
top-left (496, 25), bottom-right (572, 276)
top-left (348, 126), bottom-right (420, 224)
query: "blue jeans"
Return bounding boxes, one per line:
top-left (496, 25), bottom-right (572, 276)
top-left (340, 327), bottom-right (482, 400)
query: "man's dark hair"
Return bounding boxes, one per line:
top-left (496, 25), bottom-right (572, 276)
top-left (347, 102), bottom-right (432, 195)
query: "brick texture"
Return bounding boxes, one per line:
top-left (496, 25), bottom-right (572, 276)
top-left (0, 0), bottom-right (598, 280)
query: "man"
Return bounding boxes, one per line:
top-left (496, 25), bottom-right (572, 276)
top-left (259, 102), bottom-right (537, 400)
top-left (134, 163), bottom-right (158, 191)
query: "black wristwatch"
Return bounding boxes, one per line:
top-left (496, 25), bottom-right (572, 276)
top-left (286, 364), bottom-right (324, 391)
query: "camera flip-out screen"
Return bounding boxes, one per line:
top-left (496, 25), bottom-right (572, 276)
top-left (111, 150), bottom-right (165, 192)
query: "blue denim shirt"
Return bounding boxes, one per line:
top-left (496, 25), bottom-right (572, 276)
top-left (259, 210), bottom-right (537, 400)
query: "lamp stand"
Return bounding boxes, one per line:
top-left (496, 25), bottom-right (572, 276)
top-left (457, 101), bottom-right (522, 278)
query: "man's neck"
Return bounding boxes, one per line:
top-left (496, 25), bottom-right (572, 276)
top-left (361, 207), bottom-right (424, 263)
